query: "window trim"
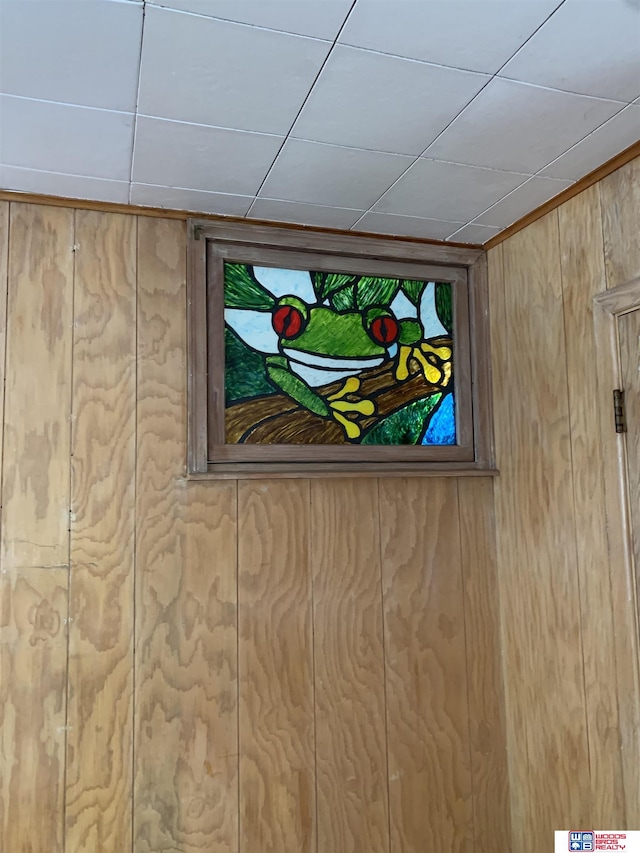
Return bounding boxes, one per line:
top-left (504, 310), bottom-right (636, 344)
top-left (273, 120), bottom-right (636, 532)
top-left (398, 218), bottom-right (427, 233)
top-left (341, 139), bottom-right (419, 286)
top-left (187, 219), bottom-right (495, 478)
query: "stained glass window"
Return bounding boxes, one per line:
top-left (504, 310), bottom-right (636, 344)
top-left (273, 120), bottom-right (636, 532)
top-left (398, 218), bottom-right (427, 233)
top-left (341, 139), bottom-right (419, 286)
top-left (223, 263), bottom-right (455, 446)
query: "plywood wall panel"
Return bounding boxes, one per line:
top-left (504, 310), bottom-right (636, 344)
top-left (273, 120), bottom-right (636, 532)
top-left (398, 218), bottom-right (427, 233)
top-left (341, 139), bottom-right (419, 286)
top-left (498, 213), bottom-right (591, 846)
top-left (238, 480), bottom-right (315, 853)
top-left (311, 479), bottom-right (389, 853)
top-left (1, 203), bottom-right (74, 569)
top-left (134, 217), bottom-right (238, 853)
top-left (0, 567), bottom-right (68, 853)
top-left (600, 157), bottom-right (640, 289)
top-left (457, 476), bottom-right (511, 853)
top-left (65, 211), bottom-right (137, 851)
top-left (380, 478), bottom-right (472, 853)
top-left (0, 202), bottom-right (8, 506)
top-left (557, 187), bottom-right (626, 827)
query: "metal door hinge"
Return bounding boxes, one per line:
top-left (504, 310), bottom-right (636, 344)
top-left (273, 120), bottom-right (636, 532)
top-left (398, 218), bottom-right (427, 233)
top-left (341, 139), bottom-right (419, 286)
top-left (613, 389), bottom-right (627, 433)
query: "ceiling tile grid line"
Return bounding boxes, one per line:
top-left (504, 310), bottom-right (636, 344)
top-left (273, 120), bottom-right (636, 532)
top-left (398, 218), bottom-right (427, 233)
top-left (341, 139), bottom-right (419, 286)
top-left (245, 0), bottom-right (570, 220)
top-left (143, 1), bottom-right (336, 42)
top-left (245, 0), bottom-right (361, 216)
top-left (128, 0), bottom-right (147, 199)
top-left (1, 0), bottom-right (639, 242)
top-left (324, 0), bottom-right (576, 234)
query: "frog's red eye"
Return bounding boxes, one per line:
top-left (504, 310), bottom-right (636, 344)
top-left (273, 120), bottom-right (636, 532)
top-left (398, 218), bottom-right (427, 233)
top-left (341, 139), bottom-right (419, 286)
top-left (273, 304), bottom-right (304, 339)
top-left (369, 315), bottom-right (399, 345)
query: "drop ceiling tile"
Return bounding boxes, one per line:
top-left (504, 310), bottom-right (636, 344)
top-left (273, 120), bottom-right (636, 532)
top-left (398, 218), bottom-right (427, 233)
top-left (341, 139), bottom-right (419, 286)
top-left (540, 104), bottom-right (640, 180)
top-left (133, 116), bottom-right (283, 196)
top-left (130, 183), bottom-right (253, 216)
top-left (372, 158), bottom-right (527, 222)
top-left (0, 95), bottom-right (134, 181)
top-left (447, 223), bottom-right (501, 244)
top-left (501, 0), bottom-right (640, 103)
top-left (249, 198), bottom-right (365, 229)
top-left (291, 46), bottom-right (489, 155)
top-left (0, 0), bottom-right (143, 112)
top-left (473, 176), bottom-right (572, 227)
top-left (138, 6), bottom-right (330, 135)
top-left (339, 0), bottom-right (561, 73)
top-left (259, 139), bottom-right (413, 209)
top-left (0, 165), bottom-right (130, 204)
top-left (354, 212), bottom-right (464, 240)
top-left (424, 77), bottom-right (623, 174)
top-left (147, 0), bottom-right (352, 39)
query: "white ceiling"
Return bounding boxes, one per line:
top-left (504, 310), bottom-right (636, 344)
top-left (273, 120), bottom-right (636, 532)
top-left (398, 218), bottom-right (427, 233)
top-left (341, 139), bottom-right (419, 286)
top-left (0, 0), bottom-right (639, 244)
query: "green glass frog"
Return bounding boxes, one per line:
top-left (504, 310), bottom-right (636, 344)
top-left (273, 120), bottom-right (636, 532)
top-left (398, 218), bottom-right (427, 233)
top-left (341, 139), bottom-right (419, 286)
top-left (265, 295), bottom-right (451, 440)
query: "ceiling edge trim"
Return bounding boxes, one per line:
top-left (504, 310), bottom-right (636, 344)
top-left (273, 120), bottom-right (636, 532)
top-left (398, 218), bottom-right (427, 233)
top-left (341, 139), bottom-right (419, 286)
top-left (483, 139), bottom-right (640, 250)
top-left (0, 188), bottom-right (482, 252)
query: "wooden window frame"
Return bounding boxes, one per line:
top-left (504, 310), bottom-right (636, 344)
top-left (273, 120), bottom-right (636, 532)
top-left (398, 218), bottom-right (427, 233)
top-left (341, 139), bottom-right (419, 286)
top-left (187, 219), bottom-right (495, 478)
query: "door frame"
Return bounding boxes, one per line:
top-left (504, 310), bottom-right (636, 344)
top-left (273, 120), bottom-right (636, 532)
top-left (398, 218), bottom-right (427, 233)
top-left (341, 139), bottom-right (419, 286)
top-left (594, 276), bottom-right (640, 822)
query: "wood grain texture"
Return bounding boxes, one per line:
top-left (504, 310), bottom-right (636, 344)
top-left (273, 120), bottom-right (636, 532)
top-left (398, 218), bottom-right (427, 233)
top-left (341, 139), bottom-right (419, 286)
top-left (238, 480), bottom-right (315, 853)
top-left (498, 213), bottom-right (591, 846)
top-left (457, 477), bottom-right (511, 853)
top-left (558, 188), bottom-right (626, 826)
top-left (487, 243), bottom-right (525, 845)
top-left (65, 210), bottom-right (137, 851)
top-left (196, 218), bottom-right (482, 266)
top-left (0, 567), bottom-right (68, 853)
top-left (1, 203), bottom-right (74, 569)
top-left (380, 478), bottom-right (472, 853)
top-left (134, 216), bottom-right (238, 853)
top-left (0, 202), bottom-right (8, 510)
top-left (311, 479), bottom-right (389, 853)
top-left (600, 157), bottom-right (640, 289)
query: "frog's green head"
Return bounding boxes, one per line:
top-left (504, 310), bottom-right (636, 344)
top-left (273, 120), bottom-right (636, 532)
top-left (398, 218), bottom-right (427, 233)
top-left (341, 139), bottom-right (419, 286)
top-left (272, 296), bottom-right (399, 358)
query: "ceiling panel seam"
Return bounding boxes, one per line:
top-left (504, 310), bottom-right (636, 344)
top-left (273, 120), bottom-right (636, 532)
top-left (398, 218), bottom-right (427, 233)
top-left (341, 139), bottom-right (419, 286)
top-left (129, 1), bottom-right (148, 201)
top-left (246, 0), bottom-right (360, 215)
top-left (347, 0), bottom-right (580, 236)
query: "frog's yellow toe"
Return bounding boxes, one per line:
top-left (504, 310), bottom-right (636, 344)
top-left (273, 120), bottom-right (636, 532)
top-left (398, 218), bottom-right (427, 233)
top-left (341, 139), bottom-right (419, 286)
top-left (330, 398), bottom-right (375, 417)
top-left (395, 345), bottom-right (412, 381)
top-left (332, 411), bottom-right (361, 440)
top-left (421, 341), bottom-right (452, 361)
top-left (327, 377), bottom-right (360, 401)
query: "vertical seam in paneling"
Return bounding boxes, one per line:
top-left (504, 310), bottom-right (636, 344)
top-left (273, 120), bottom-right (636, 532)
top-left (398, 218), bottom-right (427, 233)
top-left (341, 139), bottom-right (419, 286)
top-left (494, 240), bottom-right (528, 842)
top-left (456, 478), bottom-right (477, 853)
top-left (131, 214), bottom-right (139, 853)
top-left (593, 190), bottom-right (629, 825)
top-left (375, 477), bottom-right (392, 853)
top-left (0, 203), bottom-right (11, 542)
top-left (488, 476), bottom-right (513, 851)
top-left (236, 479), bottom-right (241, 853)
top-left (556, 211), bottom-right (593, 792)
top-left (308, 479), bottom-right (319, 853)
top-left (62, 208), bottom-right (77, 853)
top-left (597, 181), bottom-right (612, 292)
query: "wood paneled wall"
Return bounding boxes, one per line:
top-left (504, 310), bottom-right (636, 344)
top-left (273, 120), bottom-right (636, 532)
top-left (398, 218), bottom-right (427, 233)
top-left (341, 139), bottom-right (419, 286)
top-left (0, 202), bottom-right (509, 853)
top-left (2, 158), bottom-right (638, 852)
top-left (488, 156), bottom-right (640, 849)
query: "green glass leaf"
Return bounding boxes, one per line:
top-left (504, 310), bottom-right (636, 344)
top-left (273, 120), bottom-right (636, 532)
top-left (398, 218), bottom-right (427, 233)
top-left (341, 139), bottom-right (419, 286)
top-left (224, 327), bottom-right (273, 403)
top-left (361, 393), bottom-right (443, 445)
top-left (224, 263), bottom-right (275, 310)
top-left (401, 279), bottom-right (425, 305)
top-left (311, 271), bottom-right (326, 299)
top-left (355, 276), bottom-right (399, 309)
top-left (312, 271), bottom-right (356, 302)
top-left (435, 282), bottom-right (453, 333)
top-left (331, 284), bottom-right (357, 311)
